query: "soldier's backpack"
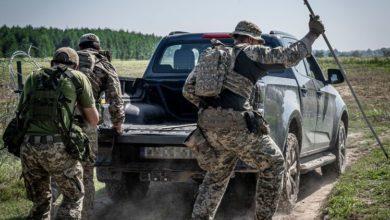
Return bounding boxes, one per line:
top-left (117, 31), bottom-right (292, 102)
top-left (3, 67), bottom-right (91, 161)
top-left (77, 50), bottom-right (97, 76)
top-left (193, 40), bottom-right (232, 97)
top-left (77, 50), bottom-right (112, 76)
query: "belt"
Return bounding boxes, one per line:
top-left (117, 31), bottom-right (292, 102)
top-left (25, 135), bottom-right (63, 145)
top-left (199, 90), bottom-right (247, 112)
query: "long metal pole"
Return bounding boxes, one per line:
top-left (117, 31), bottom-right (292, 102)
top-left (303, 0), bottom-right (388, 159)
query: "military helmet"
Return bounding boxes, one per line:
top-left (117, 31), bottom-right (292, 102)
top-left (79, 33), bottom-right (100, 46)
top-left (231, 20), bottom-right (265, 44)
top-left (52, 47), bottom-right (79, 66)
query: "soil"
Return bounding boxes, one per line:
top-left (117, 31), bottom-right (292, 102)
top-left (273, 132), bottom-right (367, 220)
top-left (91, 131), bottom-right (368, 220)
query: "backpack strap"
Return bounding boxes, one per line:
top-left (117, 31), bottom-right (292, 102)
top-left (58, 70), bottom-right (84, 135)
top-left (63, 70), bottom-right (83, 97)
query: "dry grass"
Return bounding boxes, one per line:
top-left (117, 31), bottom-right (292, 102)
top-left (317, 58), bottom-right (390, 219)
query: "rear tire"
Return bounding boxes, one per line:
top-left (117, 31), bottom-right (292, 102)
top-left (322, 121), bottom-right (347, 176)
top-left (277, 133), bottom-right (300, 214)
top-left (106, 173), bottom-right (150, 202)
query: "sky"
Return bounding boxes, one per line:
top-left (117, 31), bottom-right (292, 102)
top-left (0, 0), bottom-right (389, 51)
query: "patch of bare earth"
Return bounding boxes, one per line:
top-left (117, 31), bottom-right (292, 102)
top-left (273, 132), bottom-right (367, 220)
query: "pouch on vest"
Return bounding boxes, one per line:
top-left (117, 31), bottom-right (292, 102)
top-left (77, 50), bottom-right (96, 75)
top-left (2, 117), bottom-right (26, 157)
top-left (61, 124), bottom-right (93, 162)
top-left (193, 41), bottom-right (231, 97)
top-left (244, 111), bottom-right (270, 135)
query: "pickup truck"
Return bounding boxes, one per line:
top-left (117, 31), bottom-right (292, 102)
top-left (96, 31), bottom-right (348, 211)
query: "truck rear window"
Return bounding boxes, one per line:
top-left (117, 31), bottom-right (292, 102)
top-left (154, 43), bottom-right (210, 73)
top-left (153, 36), bottom-right (280, 74)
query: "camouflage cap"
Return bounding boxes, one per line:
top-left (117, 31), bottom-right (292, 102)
top-left (79, 33), bottom-right (100, 45)
top-left (52, 47), bottom-right (79, 66)
top-left (231, 20), bottom-right (265, 43)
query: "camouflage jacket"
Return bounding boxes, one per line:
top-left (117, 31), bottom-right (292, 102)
top-left (78, 48), bottom-right (125, 125)
top-left (183, 40), bottom-right (310, 109)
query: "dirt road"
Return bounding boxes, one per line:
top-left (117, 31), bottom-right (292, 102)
top-left (92, 131), bottom-right (367, 220)
top-left (274, 132), bottom-right (367, 220)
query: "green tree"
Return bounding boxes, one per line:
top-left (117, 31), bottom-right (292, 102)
top-left (0, 25), bottom-right (161, 59)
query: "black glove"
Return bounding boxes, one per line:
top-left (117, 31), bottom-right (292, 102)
top-left (309, 15), bottom-right (325, 36)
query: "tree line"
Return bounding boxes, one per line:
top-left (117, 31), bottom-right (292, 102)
top-left (0, 25), bottom-right (162, 60)
top-left (314, 48), bottom-right (390, 58)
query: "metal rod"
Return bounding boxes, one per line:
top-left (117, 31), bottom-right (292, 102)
top-left (304, 0), bottom-right (388, 159)
top-left (16, 61), bottom-right (23, 94)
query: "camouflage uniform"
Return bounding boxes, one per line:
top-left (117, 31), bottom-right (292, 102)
top-left (79, 124), bottom-right (98, 219)
top-left (184, 21), bottom-right (319, 220)
top-left (19, 47), bottom-right (96, 219)
top-left (21, 142), bottom-right (84, 220)
top-left (77, 33), bottom-right (125, 219)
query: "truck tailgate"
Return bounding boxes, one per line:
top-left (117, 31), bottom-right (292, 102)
top-left (99, 123), bottom-right (196, 145)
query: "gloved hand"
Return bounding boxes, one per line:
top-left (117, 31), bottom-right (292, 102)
top-left (309, 15), bottom-right (325, 36)
top-left (113, 123), bottom-right (123, 135)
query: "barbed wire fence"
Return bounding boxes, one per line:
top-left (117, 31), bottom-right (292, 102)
top-left (0, 45), bottom-right (43, 160)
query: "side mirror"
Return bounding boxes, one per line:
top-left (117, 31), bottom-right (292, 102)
top-left (327, 69), bottom-right (344, 84)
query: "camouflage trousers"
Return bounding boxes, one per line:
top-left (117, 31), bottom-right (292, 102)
top-left (81, 125), bottom-right (98, 220)
top-left (21, 141), bottom-right (84, 220)
top-left (188, 108), bottom-right (285, 220)
top-left (51, 125), bottom-right (97, 219)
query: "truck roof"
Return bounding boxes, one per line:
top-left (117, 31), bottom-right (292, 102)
top-left (164, 31), bottom-right (298, 41)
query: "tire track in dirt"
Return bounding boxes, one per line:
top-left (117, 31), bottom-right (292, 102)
top-left (274, 132), bottom-right (367, 220)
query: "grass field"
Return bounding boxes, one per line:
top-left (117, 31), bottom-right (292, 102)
top-left (0, 57), bottom-right (389, 219)
top-left (318, 58), bottom-right (390, 219)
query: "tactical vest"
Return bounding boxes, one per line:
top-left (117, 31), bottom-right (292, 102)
top-left (200, 44), bottom-right (284, 111)
top-left (22, 67), bottom-right (83, 134)
top-left (193, 43), bottom-right (231, 97)
top-left (78, 50), bottom-right (97, 80)
top-left (77, 49), bottom-right (113, 101)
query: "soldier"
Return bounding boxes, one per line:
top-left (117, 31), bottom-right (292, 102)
top-left (77, 33), bottom-right (125, 219)
top-left (183, 16), bottom-right (325, 220)
top-left (19, 47), bottom-right (99, 219)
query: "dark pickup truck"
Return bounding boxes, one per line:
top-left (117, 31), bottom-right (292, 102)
top-left (96, 31), bottom-right (348, 210)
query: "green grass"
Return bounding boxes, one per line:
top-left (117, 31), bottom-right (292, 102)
top-left (0, 154), bottom-right (31, 219)
top-left (2, 58), bottom-right (148, 78)
top-left (318, 57), bottom-right (390, 219)
top-left (112, 59), bottom-right (149, 77)
top-left (324, 144), bottom-right (390, 219)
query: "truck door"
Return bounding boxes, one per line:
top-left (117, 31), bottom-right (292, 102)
top-left (282, 37), bottom-right (318, 153)
top-left (305, 57), bottom-right (336, 149)
top-left (292, 60), bottom-right (318, 153)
